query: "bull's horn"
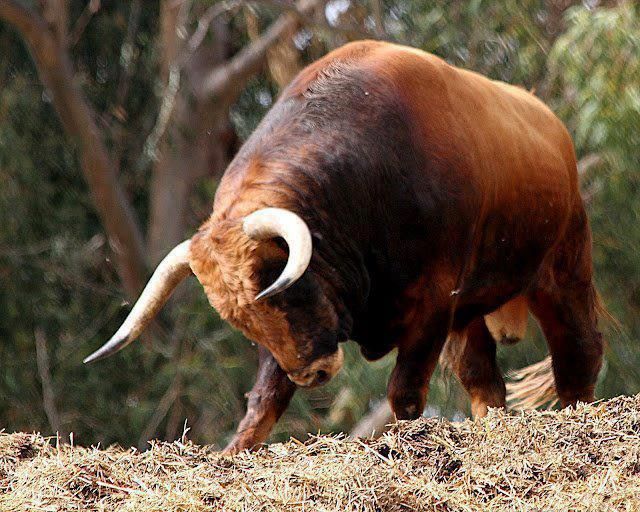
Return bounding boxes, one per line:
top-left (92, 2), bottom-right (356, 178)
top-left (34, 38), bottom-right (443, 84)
top-left (243, 208), bottom-right (312, 300)
top-left (83, 239), bottom-right (192, 364)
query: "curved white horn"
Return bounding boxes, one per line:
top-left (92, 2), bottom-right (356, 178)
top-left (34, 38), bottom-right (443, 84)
top-left (83, 239), bottom-right (192, 363)
top-left (243, 208), bottom-right (312, 300)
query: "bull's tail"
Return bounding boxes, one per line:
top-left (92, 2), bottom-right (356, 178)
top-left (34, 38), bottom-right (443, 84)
top-left (483, 295), bottom-right (558, 410)
top-left (506, 355), bottom-right (557, 410)
top-left (506, 290), bottom-right (615, 410)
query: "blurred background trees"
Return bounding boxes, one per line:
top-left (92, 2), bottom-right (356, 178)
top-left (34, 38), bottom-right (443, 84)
top-left (0, 0), bottom-right (638, 449)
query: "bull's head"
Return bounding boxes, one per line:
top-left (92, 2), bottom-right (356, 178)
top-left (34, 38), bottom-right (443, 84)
top-left (83, 208), bottom-right (344, 388)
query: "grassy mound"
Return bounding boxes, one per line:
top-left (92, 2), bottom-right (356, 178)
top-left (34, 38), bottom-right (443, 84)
top-left (1, 395), bottom-right (640, 511)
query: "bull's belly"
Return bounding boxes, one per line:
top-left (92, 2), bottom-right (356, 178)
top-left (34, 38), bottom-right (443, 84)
top-left (450, 216), bottom-right (563, 327)
top-left (352, 314), bottom-right (402, 361)
top-left (351, 197), bottom-right (570, 355)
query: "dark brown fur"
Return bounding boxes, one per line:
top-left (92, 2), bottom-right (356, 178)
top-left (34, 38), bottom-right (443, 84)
top-left (188, 41), bottom-right (603, 451)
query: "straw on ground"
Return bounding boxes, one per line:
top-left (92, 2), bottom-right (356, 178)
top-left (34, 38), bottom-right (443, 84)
top-left (2, 394), bottom-right (640, 511)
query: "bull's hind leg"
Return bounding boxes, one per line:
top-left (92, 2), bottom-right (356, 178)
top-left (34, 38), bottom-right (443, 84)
top-left (527, 209), bottom-right (604, 407)
top-left (527, 284), bottom-right (603, 406)
top-left (444, 317), bottom-right (506, 418)
top-left (223, 346), bottom-right (296, 453)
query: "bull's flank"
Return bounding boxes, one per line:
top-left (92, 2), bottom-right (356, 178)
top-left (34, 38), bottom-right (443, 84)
top-left (2, 394), bottom-right (640, 511)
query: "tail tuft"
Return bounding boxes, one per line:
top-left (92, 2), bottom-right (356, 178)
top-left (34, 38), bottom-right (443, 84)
top-left (595, 290), bottom-right (621, 333)
top-left (506, 355), bottom-right (558, 410)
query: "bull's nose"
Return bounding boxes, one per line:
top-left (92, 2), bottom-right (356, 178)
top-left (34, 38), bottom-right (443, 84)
top-left (315, 369), bottom-right (330, 385)
top-left (287, 347), bottom-right (344, 387)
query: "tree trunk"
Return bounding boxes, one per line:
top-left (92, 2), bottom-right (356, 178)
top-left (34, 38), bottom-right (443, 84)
top-left (0, 0), bottom-right (148, 298)
top-left (148, 6), bottom-right (233, 263)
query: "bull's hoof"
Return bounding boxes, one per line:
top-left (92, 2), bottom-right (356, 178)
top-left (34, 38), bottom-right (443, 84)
top-left (221, 435), bottom-right (260, 455)
top-left (390, 392), bottom-right (424, 420)
top-left (220, 443), bottom-right (264, 455)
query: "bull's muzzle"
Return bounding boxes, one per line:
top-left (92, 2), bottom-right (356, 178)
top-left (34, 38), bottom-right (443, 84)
top-left (287, 347), bottom-right (344, 387)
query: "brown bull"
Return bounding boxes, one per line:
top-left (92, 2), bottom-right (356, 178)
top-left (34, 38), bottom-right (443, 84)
top-left (85, 41), bottom-right (603, 452)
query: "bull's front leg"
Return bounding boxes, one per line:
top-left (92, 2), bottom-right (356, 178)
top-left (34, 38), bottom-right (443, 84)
top-left (387, 321), bottom-right (448, 420)
top-left (223, 346), bottom-right (297, 454)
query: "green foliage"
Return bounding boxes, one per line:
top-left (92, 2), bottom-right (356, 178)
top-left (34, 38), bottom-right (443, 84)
top-left (549, 3), bottom-right (640, 153)
top-left (390, 0), bottom-right (553, 87)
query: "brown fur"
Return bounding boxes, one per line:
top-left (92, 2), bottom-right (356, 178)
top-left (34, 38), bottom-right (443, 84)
top-left (484, 296), bottom-right (529, 344)
top-left (190, 219), bottom-right (339, 375)
top-left (185, 41), bottom-right (603, 450)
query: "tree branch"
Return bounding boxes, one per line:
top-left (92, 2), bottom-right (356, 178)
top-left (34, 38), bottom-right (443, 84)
top-left (184, 0), bottom-right (243, 58)
top-left (0, 0), bottom-right (148, 299)
top-left (245, 4), bottom-right (301, 88)
top-left (578, 153), bottom-right (604, 206)
top-left (40, 0), bottom-right (69, 49)
top-left (371, 0), bottom-right (386, 37)
top-left (197, 0), bottom-right (322, 101)
top-left (259, 0), bottom-right (377, 40)
top-left (577, 153), bottom-right (603, 178)
top-left (69, 0), bottom-right (101, 47)
top-left (147, 4), bottom-right (239, 262)
top-left (137, 371), bottom-right (182, 449)
top-left (34, 328), bottom-right (65, 438)
top-left (141, 63), bottom-right (181, 165)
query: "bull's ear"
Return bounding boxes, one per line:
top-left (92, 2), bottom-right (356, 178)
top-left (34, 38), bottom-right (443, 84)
top-left (243, 208), bottom-right (312, 300)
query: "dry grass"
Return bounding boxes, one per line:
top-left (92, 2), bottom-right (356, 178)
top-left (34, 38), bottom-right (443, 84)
top-left (2, 395), bottom-right (640, 511)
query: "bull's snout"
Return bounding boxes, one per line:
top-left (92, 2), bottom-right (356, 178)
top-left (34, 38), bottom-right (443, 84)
top-left (287, 346), bottom-right (344, 387)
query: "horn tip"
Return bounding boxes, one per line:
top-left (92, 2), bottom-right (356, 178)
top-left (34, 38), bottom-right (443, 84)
top-left (82, 334), bottom-right (130, 364)
top-left (254, 289), bottom-right (273, 301)
top-left (82, 352), bottom-right (103, 364)
top-left (83, 349), bottom-right (109, 364)
top-left (254, 277), bottom-right (292, 301)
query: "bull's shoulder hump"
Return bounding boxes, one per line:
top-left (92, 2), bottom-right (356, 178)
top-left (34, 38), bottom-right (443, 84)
top-left (282, 41), bottom-right (449, 97)
top-left (283, 40), bottom-right (386, 98)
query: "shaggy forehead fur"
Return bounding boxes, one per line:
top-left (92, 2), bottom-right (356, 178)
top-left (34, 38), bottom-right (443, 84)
top-left (189, 219), bottom-right (296, 360)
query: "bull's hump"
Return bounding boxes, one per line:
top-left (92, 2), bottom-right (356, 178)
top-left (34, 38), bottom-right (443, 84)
top-left (283, 40), bottom-right (383, 99)
top-left (283, 41), bottom-right (447, 101)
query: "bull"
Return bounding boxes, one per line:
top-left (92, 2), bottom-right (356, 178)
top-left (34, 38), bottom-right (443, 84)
top-left (85, 40), bottom-right (604, 452)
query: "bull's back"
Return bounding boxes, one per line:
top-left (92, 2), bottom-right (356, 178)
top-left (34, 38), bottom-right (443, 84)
top-left (361, 41), bottom-right (576, 205)
top-left (238, 41), bottom-right (581, 304)
top-left (361, 42), bottom-right (578, 292)
top-left (288, 40), bottom-right (577, 223)
top-left (298, 41), bottom-right (582, 302)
